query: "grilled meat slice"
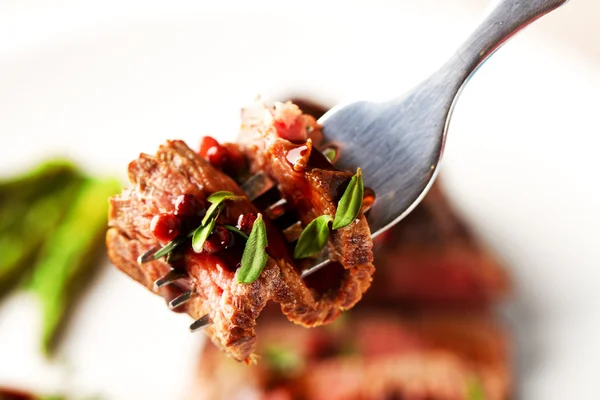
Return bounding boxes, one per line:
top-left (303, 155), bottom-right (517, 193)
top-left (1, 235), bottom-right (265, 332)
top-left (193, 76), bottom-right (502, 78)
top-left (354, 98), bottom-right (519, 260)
top-left (370, 182), bottom-right (511, 306)
top-left (107, 140), bottom-right (288, 362)
top-left (238, 101), bottom-right (375, 324)
top-left (193, 311), bottom-right (511, 400)
top-left (107, 139), bottom-right (376, 361)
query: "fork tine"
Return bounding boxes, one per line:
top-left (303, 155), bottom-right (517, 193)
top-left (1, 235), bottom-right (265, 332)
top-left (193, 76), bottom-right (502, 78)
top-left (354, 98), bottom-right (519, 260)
top-left (241, 172), bottom-right (276, 201)
top-left (153, 269), bottom-right (186, 290)
top-left (264, 198), bottom-right (288, 220)
top-left (300, 251), bottom-right (331, 278)
top-left (242, 170), bottom-right (334, 278)
top-left (168, 290), bottom-right (196, 309)
top-left (282, 221), bottom-right (303, 242)
top-left (189, 314), bottom-right (213, 332)
top-left (137, 246), bottom-right (161, 264)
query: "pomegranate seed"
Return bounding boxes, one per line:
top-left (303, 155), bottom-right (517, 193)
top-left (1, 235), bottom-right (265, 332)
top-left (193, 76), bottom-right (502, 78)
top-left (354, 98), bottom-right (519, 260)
top-left (151, 213), bottom-right (180, 242)
top-left (237, 213), bottom-right (257, 235)
top-left (206, 145), bottom-right (228, 168)
top-left (198, 136), bottom-right (220, 159)
top-left (203, 226), bottom-right (234, 253)
top-left (173, 194), bottom-right (204, 216)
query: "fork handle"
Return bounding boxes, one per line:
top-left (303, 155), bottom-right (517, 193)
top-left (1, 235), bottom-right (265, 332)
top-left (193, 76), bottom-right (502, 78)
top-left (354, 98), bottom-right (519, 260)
top-left (447, 0), bottom-right (568, 87)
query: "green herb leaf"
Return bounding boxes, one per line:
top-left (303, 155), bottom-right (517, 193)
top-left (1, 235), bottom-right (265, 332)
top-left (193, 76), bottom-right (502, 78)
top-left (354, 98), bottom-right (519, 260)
top-left (137, 236), bottom-right (186, 263)
top-left (222, 224), bottom-right (249, 240)
top-left (202, 191), bottom-right (242, 225)
top-left (236, 214), bottom-right (268, 284)
top-left (322, 147), bottom-right (336, 162)
top-left (467, 376), bottom-right (486, 400)
top-left (153, 239), bottom-right (183, 260)
top-left (332, 168), bottom-right (364, 230)
top-left (293, 214), bottom-right (333, 259)
top-left (192, 218), bottom-right (216, 252)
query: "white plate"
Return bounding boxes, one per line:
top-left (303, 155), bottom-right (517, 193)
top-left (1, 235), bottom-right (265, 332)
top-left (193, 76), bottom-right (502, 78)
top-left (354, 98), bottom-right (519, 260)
top-left (0, 1), bottom-right (598, 399)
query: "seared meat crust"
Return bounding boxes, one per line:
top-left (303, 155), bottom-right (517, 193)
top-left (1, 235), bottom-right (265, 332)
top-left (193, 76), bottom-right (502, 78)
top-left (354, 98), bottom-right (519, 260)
top-left (107, 138), bottom-right (376, 361)
top-left (107, 140), bottom-right (284, 362)
top-left (238, 102), bottom-right (375, 325)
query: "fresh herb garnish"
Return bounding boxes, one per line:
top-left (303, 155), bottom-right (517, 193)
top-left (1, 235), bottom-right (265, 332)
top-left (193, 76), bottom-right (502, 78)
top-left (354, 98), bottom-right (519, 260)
top-left (143, 191), bottom-right (245, 262)
top-left (222, 224), bottom-right (249, 240)
top-left (236, 214), bottom-right (268, 284)
top-left (202, 191), bottom-right (242, 225)
top-left (322, 147), bottom-right (336, 162)
top-left (293, 215), bottom-right (332, 259)
top-left (332, 168), bottom-right (364, 230)
top-left (292, 169), bottom-right (366, 259)
top-left (138, 236), bottom-right (186, 263)
top-left (191, 218), bottom-right (216, 252)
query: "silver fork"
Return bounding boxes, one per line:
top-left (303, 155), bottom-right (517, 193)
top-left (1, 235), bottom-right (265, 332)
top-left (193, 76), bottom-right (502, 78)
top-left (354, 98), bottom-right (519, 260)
top-left (302, 0), bottom-right (568, 275)
top-left (153, 0), bottom-right (568, 331)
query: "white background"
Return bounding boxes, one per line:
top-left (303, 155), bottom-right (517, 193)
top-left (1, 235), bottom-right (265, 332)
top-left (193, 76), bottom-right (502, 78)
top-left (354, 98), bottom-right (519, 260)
top-left (0, 0), bottom-right (598, 399)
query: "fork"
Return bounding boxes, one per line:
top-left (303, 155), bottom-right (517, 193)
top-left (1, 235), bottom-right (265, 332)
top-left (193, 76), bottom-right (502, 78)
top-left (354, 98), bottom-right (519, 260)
top-left (302, 0), bottom-right (567, 275)
top-left (153, 0), bottom-right (568, 331)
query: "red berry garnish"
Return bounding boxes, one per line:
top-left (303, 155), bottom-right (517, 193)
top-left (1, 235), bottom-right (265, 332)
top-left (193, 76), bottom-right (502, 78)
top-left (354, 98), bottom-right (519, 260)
top-left (237, 213), bottom-right (257, 235)
top-left (198, 136), bottom-right (220, 159)
top-left (203, 226), bottom-right (234, 253)
top-left (150, 213), bottom-right (180, 242)
top-left (206, 145), bottom-right (228, 168)
top-left (173, 194), bottom-right (204, 216)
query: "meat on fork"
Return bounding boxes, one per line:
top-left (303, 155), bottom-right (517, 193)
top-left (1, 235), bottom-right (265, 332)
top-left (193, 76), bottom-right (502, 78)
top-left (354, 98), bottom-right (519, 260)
top-left (106, 139), bottom-right (375, 362)
top-left (107, 140), bottom-right (288, 362)
top-left (238, 101), bottom-right (375, 325)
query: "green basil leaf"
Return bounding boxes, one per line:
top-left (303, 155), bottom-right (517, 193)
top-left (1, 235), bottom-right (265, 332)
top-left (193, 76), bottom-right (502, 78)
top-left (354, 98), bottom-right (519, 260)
top-left (202, 191), bottom-right (242, 225)
top-left (236, 214), bottom-right (268, 284)
top-left (332, 168), bottom-right (364, 230)
top-left (192, 218), bottom-right (216, 252)
top-left (222, 224), bottom-right (249, 240)
top-left (293, 215), bottom-right (333, 259)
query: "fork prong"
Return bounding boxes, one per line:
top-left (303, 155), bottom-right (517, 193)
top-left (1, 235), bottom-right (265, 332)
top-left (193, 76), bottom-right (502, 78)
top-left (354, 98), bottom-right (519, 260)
top-left (241, 172), bottom-right (276, 201)
top-left (137, 246), bottom-right (161, 264)
top-left (168, 290), bottom-right (196, 310)
top-left (300, 250), bottom-right (331, 278)
top-left (241, 170), bottom-right (333, 278)
top-left (264, 198), bottom-right (288, 220)
top-left (282, 220), bottom-right (303, 242)
top-left (153, 270), bottom-right (186, 290)
top-left (190, 314), bottom-right (213, 332)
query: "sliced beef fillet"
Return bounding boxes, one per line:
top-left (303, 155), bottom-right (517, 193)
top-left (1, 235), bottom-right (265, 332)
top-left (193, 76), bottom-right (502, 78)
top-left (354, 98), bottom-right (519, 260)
top-left (193, 311), bottom-right (511, 400)
top-left (369, 182), bottom-right (511, 307)
top-left (237, 101), bottom-right (375, 324)
top-left (107, 140), bottom-right (376, 362)
top-left (107, 140), bottom-right (287, 362)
